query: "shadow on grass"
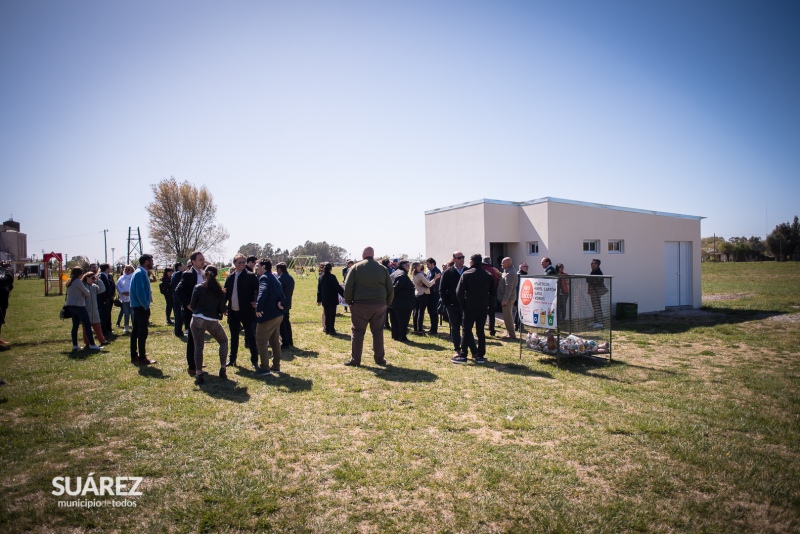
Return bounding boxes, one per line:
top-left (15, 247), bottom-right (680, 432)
top-left (398, 339), bottom-right (447, 351)
top-left (536, 354), bottom-right (622, 381)
top-left (485, 361), bottom-right (554, 379)
top-left (369, 364), bottom-right (438, 383)
top-left (196, 377), bottom-right (252, 402)
top-left (282, 348), bottom-right (319, 360)
top-left (617, 306), bottom-right (790, 335)
top-left (137, 365), bottom-right (169, 379)
top-left (235, 367), bottom-right (314, 392)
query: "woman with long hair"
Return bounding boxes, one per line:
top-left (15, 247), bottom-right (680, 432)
top-left (116, 265), bottom-right (134, 333)
top-left (64, 267), bottom-right (102, 351)
top-left (411, 261), bottom-right (440, 334)
top-left (188, 266), bottom-right (229, 385)
top-left (81, 271), bottom-right (108, 346)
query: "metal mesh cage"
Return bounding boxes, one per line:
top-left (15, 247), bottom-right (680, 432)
top-left (518, 275), bottom-right (612, 361)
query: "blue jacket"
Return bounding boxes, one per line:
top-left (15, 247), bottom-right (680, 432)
top-left (130, 266), bottom-right (152, 309)
top-left (255, 273), bottom-right (287, 323)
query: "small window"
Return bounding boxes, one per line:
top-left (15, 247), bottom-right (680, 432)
top-left (608, 240), bottom-right (624, 253)
top-left (583, 240), bottom-right (600, 253)
top-left (527, 241), bottom-right (539, 255)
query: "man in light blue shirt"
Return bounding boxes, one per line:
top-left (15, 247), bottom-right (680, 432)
top-left (130, 254), bottom-right (156, 366)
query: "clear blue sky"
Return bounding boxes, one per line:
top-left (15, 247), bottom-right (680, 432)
top-left (2, 0), bottom-right (798, 264)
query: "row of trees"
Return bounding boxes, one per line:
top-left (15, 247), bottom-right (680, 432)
top-left (703, 215), bottom-right (800, 262)
top-left (237, 241), bottom-right (350, 265)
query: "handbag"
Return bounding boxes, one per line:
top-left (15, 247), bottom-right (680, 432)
top-left (60, 305), bottom-right (72, 319)
top-left (113, 298), bottom-right (123, 308)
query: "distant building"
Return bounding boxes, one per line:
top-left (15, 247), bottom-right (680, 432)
top-left (425, 198), bottom-right (703, 313)
top-left (0, 217), bottom-right (28, 265)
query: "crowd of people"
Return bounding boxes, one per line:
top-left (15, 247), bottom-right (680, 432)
top-left (1, 247), bottom-right (606, 380)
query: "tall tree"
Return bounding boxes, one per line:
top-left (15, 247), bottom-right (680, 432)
top-left (766, 216), bottom-right (800, 260)
top-left (146, 177), bottom-right (229, 261)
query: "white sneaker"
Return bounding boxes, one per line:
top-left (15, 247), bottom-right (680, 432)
top-left (89, 345), bottom-right (103, 350)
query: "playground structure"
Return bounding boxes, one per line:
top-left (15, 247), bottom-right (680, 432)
top-left (288, 256), bottom-right (317, 278)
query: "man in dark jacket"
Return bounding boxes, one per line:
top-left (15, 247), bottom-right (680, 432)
top-left (453, 253), bottom-right (494, 364)
top-left (439, 251), bottom-right (466, 359)
top-left (317, 262), bottom-right (344, 335)
top-left (276, 262), bottom-right (295, 348)
top-left (224, 253), bottom-right (259, 367)
top-left (424, 258), bottom-right (442, 334)
top-left (388, 260), bottom-right (414, 341)
top-left (0, 263), bottom-right (13, 349)
top-left (170, 262), bottom-right (185, 337)
top-left (175, 251), bottom-right (205, 375)
top-left (254, 258), bottom-right (286, 374)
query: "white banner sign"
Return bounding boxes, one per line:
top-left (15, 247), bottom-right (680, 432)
top-left (518, 277), bottom-right (558, 329)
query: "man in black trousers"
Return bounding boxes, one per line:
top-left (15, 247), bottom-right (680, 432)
top-left (453, 253), bottom-right (494, 365)
top-left (175, 251), bottom-right (205, 375)
top-left (439, 251), bottom-right (466, 360)
top-left (224, 253), bottom-right (259, 367)
top-left (170, 262), bottom-right (185, 337)
top-left (276, 262), bottom-right (295, 348)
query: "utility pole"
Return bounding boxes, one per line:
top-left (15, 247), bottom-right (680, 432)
top-left (103, 229), bottom-right (108, 263)
top-left (111, 247), bottom-right (115, 267)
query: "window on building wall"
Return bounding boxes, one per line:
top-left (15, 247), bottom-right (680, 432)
top-left (527, 241), bottom-right (539, 255)
top-left (583, 240), bottom-right (600, 253)
top-left (608, 240), bottom-right (624, 253)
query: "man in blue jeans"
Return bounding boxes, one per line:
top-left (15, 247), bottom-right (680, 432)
top-left (130, 254), bottom-right (156, 366)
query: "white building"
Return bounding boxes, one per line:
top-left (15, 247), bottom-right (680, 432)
top-left (425, 198), bottom-right (703, 313)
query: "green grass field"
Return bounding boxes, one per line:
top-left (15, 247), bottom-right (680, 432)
top-left (1, 262), bottom-right (799, 533)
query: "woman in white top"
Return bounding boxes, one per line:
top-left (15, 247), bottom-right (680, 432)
top-left (411, 261), bottom-right (440, 334)
top-left (115, 265), bottom-right (134, 333)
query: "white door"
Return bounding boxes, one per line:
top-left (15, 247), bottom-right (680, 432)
top-left (664, 242), bottom-right (692, 307)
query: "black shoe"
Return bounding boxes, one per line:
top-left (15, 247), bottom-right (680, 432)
top-left (226, 357), bottom-right (237, 367)
top-left (195, 374), bottom-right (204, 385)
top-left (374, 359), bottom-right (387, 366)
top-left (219, 368), bottom-right (227, 379)
top-left (344, 360), bottom-right (361, 367)
top-left (138, 358), bottom-right (156, 366)
top-left (167, 320), bottom-right (174, 325)
top-left (269, 366), bottom-right (280, 373)
top-left (188, 368), bottom-right (196, 376)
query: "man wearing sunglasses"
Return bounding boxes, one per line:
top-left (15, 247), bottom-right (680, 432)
top-left (439, 251), bottom-right (467, 360)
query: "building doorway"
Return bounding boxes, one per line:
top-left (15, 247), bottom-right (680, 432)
top-left (664, 241), bottom-right (692, 307)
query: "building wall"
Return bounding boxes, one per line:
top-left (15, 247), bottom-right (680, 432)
top-left (0, 228), bottom-right (27, 262)
top-left (537, 202), bottom-right (701, 313)
top-left (425, 202), bottom-right (488, 265)
top-left (426, 199), bottom-right (702, 313)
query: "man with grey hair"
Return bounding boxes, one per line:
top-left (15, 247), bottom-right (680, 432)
top-left (497, 257), bottom-right (518, 340)
top-left (342, 246), bottom-right (394, 367)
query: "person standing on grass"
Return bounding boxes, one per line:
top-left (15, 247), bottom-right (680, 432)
top-left (498, 257), bottom-right (519, 340)
top-left (587, 258), bottom-right (606, 329)
top-left (276, 262), bottom-right (295, 348)
top-left (440, 251), bottom-right (466, 360)
top-left (65, 267), bottom-right (102, 352)
top-left (317, 262), bottom-right (344, 335)
top-left (98, 263), bottom-right (115, 337)
top-left (116, 265), bottom-right (134, 333)
top-left (342, 246), bottom-right (393, 367)
top-left (176, 251), bottom-right (205, 375)
top-left (81, 271), bottom-right (108, 347)
top-left (188, 265), bottom-right (228, 385)
top-left (224, 253), bottom-right (259, 368)
top-left (0, 262), bottom-right (14, 349)
top-left (129, 254), bottom-right (156, 366)
top-left (424, 258), bottom-right (442, 335)
top-left (389, 260), bottom-right (414, 341)
top-left (254, 258), bottom-right (286, 374)
top-left (171, 262), bottom-right (186, 337)
top-left (411, 261), bottom-right (439, 334)
top-left (453, 253), bottom-right (494, 364)
top-left (160, 267), bottom-right (175, 326)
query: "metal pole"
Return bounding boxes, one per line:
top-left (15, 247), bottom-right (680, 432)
top-left (103, 229), bottom-right (108, 263)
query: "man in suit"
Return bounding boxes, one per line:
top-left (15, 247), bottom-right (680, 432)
top-left (170, 262), bottom-right (185, 337)
top-left (98, 263), bottom-right (114, 337)
top-left (439, 251), bottom-right (466, 360)
top-left (224, 253), bottom-right (259, 367)
top-left (388, 260), bottom-right (414, 341)
top-left (452, 253), bottom-right (494, 364)
top-left (276, 262), bottom-right (295, 348)
top-left (175, 251), bottom-right (205, 375)
top-left (425, 258), bottom-right (442, 334)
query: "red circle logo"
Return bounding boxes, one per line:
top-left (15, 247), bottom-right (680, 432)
top-left (520, 280), bottom-right (533, 305)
